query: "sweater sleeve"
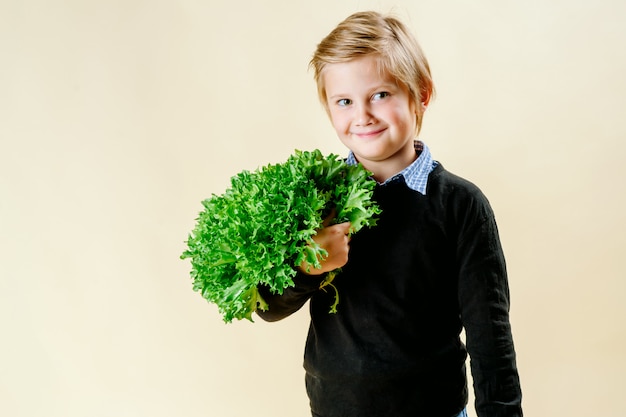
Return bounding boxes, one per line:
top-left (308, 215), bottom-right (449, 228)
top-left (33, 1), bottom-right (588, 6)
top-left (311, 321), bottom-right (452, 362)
top-left (255, 271), bottom-right (326, 322)
top-left (457, 209), bottom-right (523, 417)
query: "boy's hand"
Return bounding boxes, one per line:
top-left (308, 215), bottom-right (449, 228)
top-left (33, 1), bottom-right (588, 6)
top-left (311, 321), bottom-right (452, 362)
top-left (300, 213), bottom-right (351, 275)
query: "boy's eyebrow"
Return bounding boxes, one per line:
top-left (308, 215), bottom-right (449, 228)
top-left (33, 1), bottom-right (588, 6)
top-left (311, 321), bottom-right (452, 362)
top-left (327, 93), bottom-right (348, 100)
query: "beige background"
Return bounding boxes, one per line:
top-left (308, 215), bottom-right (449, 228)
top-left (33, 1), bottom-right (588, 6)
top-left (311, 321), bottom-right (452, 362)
top-left (1, 0), bottom-right (625, 416)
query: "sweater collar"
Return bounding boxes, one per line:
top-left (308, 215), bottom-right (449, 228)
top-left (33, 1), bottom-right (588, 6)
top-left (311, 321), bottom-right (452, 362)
top-left (346, 140), bottom-right (436, 195)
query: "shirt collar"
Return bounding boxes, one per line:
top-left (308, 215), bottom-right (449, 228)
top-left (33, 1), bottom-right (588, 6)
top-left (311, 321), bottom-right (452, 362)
top-left (346, 140), bottom-right (436, 195)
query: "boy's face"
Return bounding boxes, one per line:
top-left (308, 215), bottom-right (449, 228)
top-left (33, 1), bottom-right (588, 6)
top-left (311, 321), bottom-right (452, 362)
top-left (323, 55), bottom-right (418, 181)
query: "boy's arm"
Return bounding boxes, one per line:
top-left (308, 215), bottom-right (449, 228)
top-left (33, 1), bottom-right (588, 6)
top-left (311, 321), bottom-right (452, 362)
top-left (256, 221), bottom-right (351, 322)
top-left (256, 272), bottom-right (326, 322)
top-left (457, 213), bottom-right (523, 417)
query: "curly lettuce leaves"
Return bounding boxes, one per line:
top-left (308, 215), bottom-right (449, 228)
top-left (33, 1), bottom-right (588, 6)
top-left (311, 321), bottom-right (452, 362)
top-left (181, 149), bottom-right (381, 323)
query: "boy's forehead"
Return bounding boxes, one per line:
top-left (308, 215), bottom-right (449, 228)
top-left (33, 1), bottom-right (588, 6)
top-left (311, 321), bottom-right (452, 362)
top-left (322, 57), bottom-right (400, 93)
top-left (323, 55), bottom-right (385, 74)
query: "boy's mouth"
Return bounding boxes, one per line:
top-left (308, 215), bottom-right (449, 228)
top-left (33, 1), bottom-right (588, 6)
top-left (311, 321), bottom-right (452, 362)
top-left (353, 128), bottom-right (386, 139)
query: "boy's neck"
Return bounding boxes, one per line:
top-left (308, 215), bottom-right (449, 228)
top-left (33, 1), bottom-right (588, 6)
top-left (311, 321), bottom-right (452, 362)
top-left (360, 147), bottom-right (418, 184)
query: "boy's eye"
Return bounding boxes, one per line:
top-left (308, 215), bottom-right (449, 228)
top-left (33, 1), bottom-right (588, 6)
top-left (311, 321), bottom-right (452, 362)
top-left (337, 98), bottom-right (352, 106)
top-left (372, 92), bottom-right (390, 101)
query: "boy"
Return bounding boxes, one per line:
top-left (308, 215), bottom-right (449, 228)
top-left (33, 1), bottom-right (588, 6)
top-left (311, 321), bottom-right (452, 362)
top-left (257, 11), bottom-right (522, 417)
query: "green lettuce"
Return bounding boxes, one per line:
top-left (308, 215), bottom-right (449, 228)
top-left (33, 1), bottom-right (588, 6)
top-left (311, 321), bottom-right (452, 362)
top-left (181, 149), bottom-right (381, 323)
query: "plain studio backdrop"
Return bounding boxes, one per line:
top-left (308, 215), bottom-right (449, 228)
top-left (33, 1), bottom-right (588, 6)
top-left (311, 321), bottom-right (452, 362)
top-left (1, 1), bottom-right (625, 416)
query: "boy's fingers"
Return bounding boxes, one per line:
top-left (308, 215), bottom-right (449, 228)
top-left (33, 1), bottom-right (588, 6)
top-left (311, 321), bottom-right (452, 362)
top-left (336, 221), bottom-right (351, 235)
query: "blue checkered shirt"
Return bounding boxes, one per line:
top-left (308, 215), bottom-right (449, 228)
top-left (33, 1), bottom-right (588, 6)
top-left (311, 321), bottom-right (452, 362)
top-left (346, 140), bottom-right (437, 195)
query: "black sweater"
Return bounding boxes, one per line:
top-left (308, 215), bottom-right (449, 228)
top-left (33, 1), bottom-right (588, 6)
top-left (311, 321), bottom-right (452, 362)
top-left (257, 164), bottom-right (522, 417)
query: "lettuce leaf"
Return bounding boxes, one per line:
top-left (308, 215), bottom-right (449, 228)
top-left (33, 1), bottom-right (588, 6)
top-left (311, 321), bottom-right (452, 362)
top-left (181, 149), bottom-right (380, 323)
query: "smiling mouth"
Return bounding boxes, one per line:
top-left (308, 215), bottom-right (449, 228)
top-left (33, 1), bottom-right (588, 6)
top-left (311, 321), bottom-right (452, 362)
top-left (353, 128), bottom-right (386, 139)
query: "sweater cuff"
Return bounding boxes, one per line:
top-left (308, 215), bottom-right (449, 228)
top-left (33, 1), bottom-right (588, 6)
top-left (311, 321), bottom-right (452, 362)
top-left (291, 270), bottom-right (328, 292)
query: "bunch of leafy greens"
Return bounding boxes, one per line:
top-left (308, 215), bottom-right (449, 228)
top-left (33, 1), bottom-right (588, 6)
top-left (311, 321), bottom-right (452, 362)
top-left (181, 149), bottom-right (381, 323)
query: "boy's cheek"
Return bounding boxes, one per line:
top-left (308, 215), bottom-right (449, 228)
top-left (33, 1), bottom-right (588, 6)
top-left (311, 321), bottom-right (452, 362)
top-left (329, 114), bottom-right (350, 133)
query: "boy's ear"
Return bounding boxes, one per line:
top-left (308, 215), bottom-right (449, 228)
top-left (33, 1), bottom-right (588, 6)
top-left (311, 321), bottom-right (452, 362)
top-left (420, 90), bottom-right (431, 109)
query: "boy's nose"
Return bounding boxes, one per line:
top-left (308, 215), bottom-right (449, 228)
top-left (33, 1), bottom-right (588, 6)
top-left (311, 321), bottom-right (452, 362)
top-left (355, 104), bottom-right (374, 126)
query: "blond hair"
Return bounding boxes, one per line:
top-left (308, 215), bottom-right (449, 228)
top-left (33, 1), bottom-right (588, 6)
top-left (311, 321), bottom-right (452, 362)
top-left (310, 11), bottom-right (435, 134)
